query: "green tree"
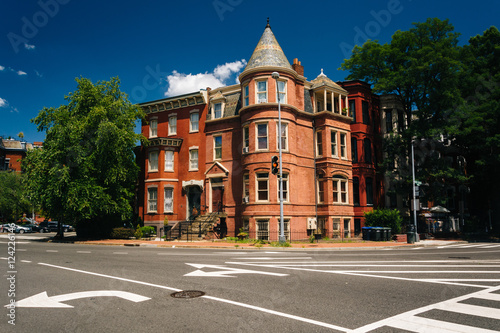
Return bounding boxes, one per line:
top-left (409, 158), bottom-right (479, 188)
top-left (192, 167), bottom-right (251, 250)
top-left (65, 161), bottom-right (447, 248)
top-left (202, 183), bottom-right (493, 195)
top-left (364, 209), bottom-right (403, 234)
top-left (22, 77), bottom-right (145, 238)
top-left (0, 171), bottom-right (31, 223)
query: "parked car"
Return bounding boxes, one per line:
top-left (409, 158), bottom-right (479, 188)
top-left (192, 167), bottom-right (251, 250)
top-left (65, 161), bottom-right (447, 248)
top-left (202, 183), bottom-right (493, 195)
top-left (1, 223), bottom-right (32, 233)
top-left (15, 225), bottom-right (32, 234)
top-left (24, 223), bottom-right (41, 232)
top-left (39, 221), bottom-right (74, 232)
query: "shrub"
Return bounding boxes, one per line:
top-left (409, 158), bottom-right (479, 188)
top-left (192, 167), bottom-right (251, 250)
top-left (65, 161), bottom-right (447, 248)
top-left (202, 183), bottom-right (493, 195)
top-left (140, 226), bottom-right (155, 235)
top-left (134, 224), bottom-right (143, 239)
top-left (364, 209), bottom-right (402, 234)
top-left (110, 227), bottom-right (135, 239)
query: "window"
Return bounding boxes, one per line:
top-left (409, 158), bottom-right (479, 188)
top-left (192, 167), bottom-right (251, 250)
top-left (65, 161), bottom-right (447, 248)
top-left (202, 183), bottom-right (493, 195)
top-left (164, 150), bottom-right (174, 172)
top-left (344, 218), bottom-right (351, 238)
top-left (277, 80), bottom-right (286, 103)
top-left (349, 100), bottom-right (356, 122)
top-left (189, 149), bottom-right (198, 171)
top-left (257, 123), bottom-right (268, 150)
top-left (256, 172), bottom-right (269, 202)
top-left (316, 131), bottom-right (323, 156)
top-left (366, 177), bottom-right (374, 205)
top-left (362, 101), bottom-right (370, 125)
top-left (351, 138), bottom-right (358, 163)
top-left (148, 150), bottom-right (158, 172)
top-left (385, 110), bottom-right (392, 133)
top-left (190, 112), bottom-right (199, 132)
top-left (243, 85), bottom-right (249, 106)
top-left (214, 103), bottom-right (222, 119)
top-left (164, 187), bottom-right (173, 213)
top-left (243, 172), bottom-right (249, 202)
top-left (278, 218), bottom-right (290, 241)
top-left (147, 187), bottom-right (157, 213)
top-left (168, 115), bottom-right (177, 135)
top-left (257, 80), bottom-right (267, 103)
top-left (331, 130), bottom-right (337, 157)
top-left (276, 123), bottom-right (287, 151)
top-left (150, 119), bottom-right (158, 137)
top-left (333, 176), bottom-right (348, 204)
top-left (214, 136), bottom-right (222, 160)
top-left (398, 110), bottom-right (405, 132)
top-left (353, 177), bottom-right (360, 206)
top-left (243, 126), bottom-right (249, 151)
top-left (278, 173), bottom-right (289, 202)
top-left (317, 174), bottom-right (325, 203)
top-left (340, 133), bottom-right (347, 159)
top-left (256, 219), bottom-right (269, 240)
top-left (364, 138), bottom-right (372, 163)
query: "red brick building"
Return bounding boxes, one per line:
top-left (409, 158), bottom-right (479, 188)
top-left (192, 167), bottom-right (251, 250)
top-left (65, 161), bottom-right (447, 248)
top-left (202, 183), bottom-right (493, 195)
top-left (0, 138), bottom-right (42, 172)
top-left (137, 23), bottom-right (383, 240)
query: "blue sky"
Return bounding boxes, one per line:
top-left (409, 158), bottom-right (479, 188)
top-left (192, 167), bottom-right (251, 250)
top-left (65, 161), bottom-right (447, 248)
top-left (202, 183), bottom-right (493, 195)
top-left (1, 0), bottom-right (499, 143)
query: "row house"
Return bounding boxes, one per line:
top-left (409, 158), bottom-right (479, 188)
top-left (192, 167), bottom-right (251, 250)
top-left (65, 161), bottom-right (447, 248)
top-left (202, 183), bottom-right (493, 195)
top-left (0, 138), bottom-right (42, 172)
top-left (137, 23), bottom-right (383, 240)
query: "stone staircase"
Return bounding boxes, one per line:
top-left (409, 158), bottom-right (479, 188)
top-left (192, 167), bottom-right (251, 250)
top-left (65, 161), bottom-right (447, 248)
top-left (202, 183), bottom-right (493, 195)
top-left (167, 212), bottom-right (225, 241)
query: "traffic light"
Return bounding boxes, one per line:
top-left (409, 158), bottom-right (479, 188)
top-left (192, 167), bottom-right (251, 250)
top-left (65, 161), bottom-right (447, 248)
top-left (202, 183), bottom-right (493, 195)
top-left (271, 155), bottom-right (279, 175)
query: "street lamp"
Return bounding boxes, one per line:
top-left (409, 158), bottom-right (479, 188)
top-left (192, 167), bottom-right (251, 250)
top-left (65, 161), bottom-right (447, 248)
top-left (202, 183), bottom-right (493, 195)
top-left (272, 72), bottom-right (285, 244)
top-left (411, 141), bottom-right (419, 241)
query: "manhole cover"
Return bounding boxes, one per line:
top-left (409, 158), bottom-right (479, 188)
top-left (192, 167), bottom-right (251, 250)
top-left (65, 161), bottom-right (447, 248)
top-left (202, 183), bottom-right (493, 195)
top-left (170, 290), bottom-right (205, 299)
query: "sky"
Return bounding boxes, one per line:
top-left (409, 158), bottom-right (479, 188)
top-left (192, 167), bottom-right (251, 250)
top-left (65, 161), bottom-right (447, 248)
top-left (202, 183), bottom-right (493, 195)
top-left (1, 0), bottom-right (499, 143)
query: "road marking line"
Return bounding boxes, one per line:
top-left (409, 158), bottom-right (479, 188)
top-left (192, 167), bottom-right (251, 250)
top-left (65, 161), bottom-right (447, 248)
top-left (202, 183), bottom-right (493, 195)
top-left (77, 251), bottom-right (91, 253)
top-left (38, 262), bottom-right (350, 332)
top-left (17, 249), bottom-right (27, 251)
top-left (236, 257), bottom-right (312, 260)
top-left (113, 252), bottom-right (128, 255)
top-left (437, 302), bottom-right (500, 320)
top-left (459, 244), bottom-right (488, 248)
top-left (480, 244), bottom-right (500, 248)
top-left (475, 293), bottom-right (500, 302)
top-left (386, 315), bottom-right (497, 333)
top-left (46, 250), bottom-right (58, 253)
top-left (21, 260), bottom-right (31, 263)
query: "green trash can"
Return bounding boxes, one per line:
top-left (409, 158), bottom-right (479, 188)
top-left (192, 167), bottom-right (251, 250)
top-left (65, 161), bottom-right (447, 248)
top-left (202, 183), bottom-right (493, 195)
top-left (373, 227), bottom-right (382, 241)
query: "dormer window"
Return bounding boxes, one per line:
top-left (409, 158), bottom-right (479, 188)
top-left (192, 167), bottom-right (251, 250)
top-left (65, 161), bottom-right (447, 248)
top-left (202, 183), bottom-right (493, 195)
top-left (256, 80), bottom-right (267, 103)
top-left (214, 103), bottom-right (222, 119)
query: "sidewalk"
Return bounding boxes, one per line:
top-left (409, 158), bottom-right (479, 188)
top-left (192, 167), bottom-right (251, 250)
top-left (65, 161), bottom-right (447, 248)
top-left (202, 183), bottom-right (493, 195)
top-left (73, 238), bottom-right (466, 250)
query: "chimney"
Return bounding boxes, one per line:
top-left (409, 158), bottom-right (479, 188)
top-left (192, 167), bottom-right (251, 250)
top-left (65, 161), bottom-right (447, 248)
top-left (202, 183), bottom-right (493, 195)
top-left (292, 58), bottom-right (304, 76)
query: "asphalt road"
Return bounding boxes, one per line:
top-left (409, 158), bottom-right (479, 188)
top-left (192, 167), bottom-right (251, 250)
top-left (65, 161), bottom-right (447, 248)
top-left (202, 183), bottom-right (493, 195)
top-left (1, 234), bottom-right (500, 332)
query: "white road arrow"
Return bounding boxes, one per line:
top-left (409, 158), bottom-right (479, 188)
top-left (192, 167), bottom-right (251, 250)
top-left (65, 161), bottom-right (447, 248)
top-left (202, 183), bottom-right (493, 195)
top-left (8, 290), bottom-right (151, 308)
top-left (184, 263), bottom-right (288, 278)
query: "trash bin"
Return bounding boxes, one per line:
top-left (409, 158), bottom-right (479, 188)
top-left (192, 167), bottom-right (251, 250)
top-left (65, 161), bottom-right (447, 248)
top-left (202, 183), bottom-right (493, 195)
top-left (362, 227), bottom-right (372, 240)
top-left (385, 228), bottom-right (392, 241)
top-left (407, 232), bottom-right (416, 244)
top-left (372, 227), bottom-right (382, 241)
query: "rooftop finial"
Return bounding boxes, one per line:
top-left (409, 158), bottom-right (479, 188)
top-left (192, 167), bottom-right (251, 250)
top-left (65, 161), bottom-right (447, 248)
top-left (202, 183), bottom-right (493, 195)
top-left (266, 17), bottom-right (271, 29)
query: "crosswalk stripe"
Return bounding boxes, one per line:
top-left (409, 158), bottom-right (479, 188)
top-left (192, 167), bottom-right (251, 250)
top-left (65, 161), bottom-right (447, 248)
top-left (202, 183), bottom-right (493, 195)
top-left (388, 315), bottom-right (498, 333)
top-left (480, 244), bottom-right (500, 248)
top-left (437, 302), bottom-right (500, 320)
top-left (475, 293), bottom-right (500, 302)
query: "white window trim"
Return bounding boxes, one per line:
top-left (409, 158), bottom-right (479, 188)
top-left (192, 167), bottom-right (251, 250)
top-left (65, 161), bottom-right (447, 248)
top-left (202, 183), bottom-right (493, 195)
top-left (317, 175), bottom-right (325, 204)
top-left (256, 79), bottom-right (268, 104)
top-left (168, 114), bottom-right (177, 136)
top-left (276, 79), bottom-right (287, 104)
top-left (277, 173), bottom-right (289, 203)
top-left (331, 130), bottom-right (338, 158)
top-left (339, 131), bottom-right (348, 160)
top-left (212, 102), bottom-right (224, 119)
top-left (243, 84), bottom-right (249, 107)
top-left (243, 125), bottom-right (250, 152)
top-left (276, 121), bottom-right (288, 152)
top-left (256, 122), bottom-right (268, 151)
top-left (164, 149), bottom-right (174, 172)
top-left (316, 130), bottom-right (323, 157)
top-left (256, 172), bottom-right (269, 202)
top-left (148, 150), bottom-right (159, 172)
top-left (189, 110), bottom-right (199, 133)
top-left (213, 135), bottom-right (222, 161)
top-left (147, 186), bottom-right (158, 213)
top-left (333, 176), bottom-right (349, 204)
top-left (164, 186), bottom-right (174, 213)
top-left (149, 118), bottom-right (158, 138)
top-left (189, 147), bottom-right (199, 171)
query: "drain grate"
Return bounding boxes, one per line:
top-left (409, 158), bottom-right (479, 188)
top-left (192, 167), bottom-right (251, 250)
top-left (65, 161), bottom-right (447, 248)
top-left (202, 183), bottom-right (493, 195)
top-left (171, 290), bottom-right (205, 299)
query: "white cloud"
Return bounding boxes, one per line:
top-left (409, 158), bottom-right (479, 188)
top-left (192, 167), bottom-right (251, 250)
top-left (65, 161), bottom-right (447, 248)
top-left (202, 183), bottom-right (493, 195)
top-left (17, 70), bottom-right (27, 76)
top-left (24, 43), bottom-right (35, 50)
top-left (0, 97), bottom-right (7, 108)
top-left (0, 65), bottom-right (4, 71)
top-left (165, 59), bottom-right (247, 97)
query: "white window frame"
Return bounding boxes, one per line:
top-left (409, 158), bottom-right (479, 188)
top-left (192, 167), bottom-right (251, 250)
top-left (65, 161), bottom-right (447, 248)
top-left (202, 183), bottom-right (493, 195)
top-left (213, 102), bottom-right (222, 119)
top-left (276, 79), bottom-right (287, 104)
top-left (333, 176), bottom-right (349, 204)
top-left (164, 186), bottom-right (174, 213)
top-left (256, 172), bottom-right (269, 202)
top-left (243, 172), bottom-right (249, 203)
top-left (316, 130), bottom-right (323, 157)
top-left (190, 111), bottom-right (199, 133)
top-left (214, 135), bottom-right (222, 160)
top-left (164, 149), bottom-right (174, 172)
top-left (256, 79), bottom-right (268, 103)
top-left (256, 122), bottom-right (268, 151)
top-left (340, 132), bottom-right (347, 160)
top-left (148, 150), bottom-right (159, 172)
top-left (276, 122), bottom-right (288, 151)
top-left (243, 85), bottom-right (249, 107)
top-left (256, 219), bottom-right (269, 240)
top-left (189, 148), bottom-right (199, 171)
top-left (243, 125), bottom-right (250, 152)
top-left (147, 187), bottom-right (158, 213)
top-left (331, 130), bottom-right (338, 158)
top-left (277, 218), bottom-right (290, 241)
top-left (149, 118), bottom-right (158, 138)
top-left (317, 174), bottom-right (325, 203)
top-left (277, 173), bottom-right (289, 202)
top-left (168, 114), bottom-right (177, 136)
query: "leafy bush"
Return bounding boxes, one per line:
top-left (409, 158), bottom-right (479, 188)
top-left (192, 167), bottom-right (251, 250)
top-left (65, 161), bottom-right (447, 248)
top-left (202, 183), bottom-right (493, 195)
top-left (110, 227), bottom-right (135, 239)
top-left (364, 209), bottom-right (402, 234)
top-left (134, 224), bottom-right (143, 239)
top-left (140, 226), bottom-right (155, 235)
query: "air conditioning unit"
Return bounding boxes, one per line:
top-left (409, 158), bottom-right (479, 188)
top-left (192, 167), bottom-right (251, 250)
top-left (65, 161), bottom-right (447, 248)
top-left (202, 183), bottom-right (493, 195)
top-left (242, 196), bottom-right (249, 204)
top-left (243, 147), bottom-right (249, 154)
top-left (307, 218), bottom-right (317, 230)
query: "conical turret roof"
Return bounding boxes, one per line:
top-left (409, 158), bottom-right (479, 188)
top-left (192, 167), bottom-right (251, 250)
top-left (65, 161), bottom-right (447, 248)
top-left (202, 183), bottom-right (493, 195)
top-left (244, 20), bottom-right (292, 71)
